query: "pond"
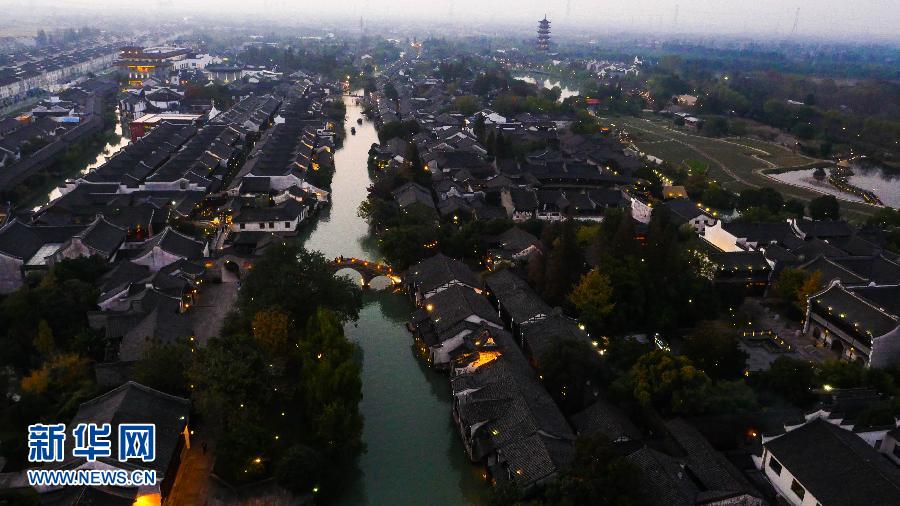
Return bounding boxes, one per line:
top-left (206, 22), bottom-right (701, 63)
top-left (768, 165), bottom-right (900, 209)
top-left (513, 75), bottom-right (579, 102)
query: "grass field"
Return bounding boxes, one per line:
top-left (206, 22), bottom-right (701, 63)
top-left (600, 115), bottom-right (878, 220)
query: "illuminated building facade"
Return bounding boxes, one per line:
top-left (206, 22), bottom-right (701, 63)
top-left (118, 46), bottom-right (191, 87)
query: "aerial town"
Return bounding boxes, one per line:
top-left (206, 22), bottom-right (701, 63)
top-left (0, 1), bottom-right (899, 505)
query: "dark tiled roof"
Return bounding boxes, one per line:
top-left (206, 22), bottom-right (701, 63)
top-left (421, 284), bottom-right (500, 339)
top-left (792, 238), bottom-right (848, 260)
top-left (723, 221), bottom-right (800, 248)
top-left (66, 382), bottom-right (189, 476)
top-left (800, 255), bottom-right (867, 284)
top-left (77, 216), bottom-right (127, 256)
top-left (0, 219), bottom-right (84, 260)
top-left (392, 182), bottom-right (435, 209)
top-left (41, 485), bottom-right (136, 505)
top-left (812, 282), bottom-right (899, 340)
top-left (795, 219), bottom-right (853, 239)
top-left (136, 227), bottom-right (205, 260)
top-left (493, 227), bottom-right (541, 255)
top-left (710, 251), bottom-right (771, 271)
top-left (100, 261), bottom-right (151, 298)
top-left (406, 253), bottom-right (480, 295)
top-left (570, 397), bottom-right (640, 441)
top-left (484, 269), bottom-right (551, 325)
top-left (625, 419), bottom-right (761, 506)
top-left (452, 329), bottom-right (574, 489)
top-left (765, 419), bottom-right (900, 505)
top-left (521, 313), bottom-right (593, 361)
top-left (239, 176), bottom-right (272, 194)
top-left (665, 419), bottom-right (761, 499)
top-left (664, 198), bottom-right (709, 222)
top-left (507, 188), bottom-right (538, 211)
top-left (233, 199), bottom-right (304, 223)
top-left (850, 285), bottom-right (900, 317)
top-left (835, 255), bottom-right (900, 285)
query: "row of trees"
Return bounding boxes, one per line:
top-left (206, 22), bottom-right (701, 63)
top-left (0, 257), bottom-right (109, 471)
top-left (101, 245), bottom-right (365, 498)
top-left (656, 160), bottom-right (841, 221)
top-left (172, 244), bottom-right (364, 498)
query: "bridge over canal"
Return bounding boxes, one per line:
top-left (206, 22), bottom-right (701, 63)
top-left (330, 256), bottom-right (401, 289)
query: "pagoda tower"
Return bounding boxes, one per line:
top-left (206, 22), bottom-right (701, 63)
top-left (537, 15), bottom-right (551, 51)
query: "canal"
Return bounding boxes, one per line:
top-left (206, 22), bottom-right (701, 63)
top-left (297, 93), bottom-right (489, 505)
top-left (33, 108), bottom-right (130, 210)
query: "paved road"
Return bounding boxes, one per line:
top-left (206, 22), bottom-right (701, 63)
top-left (166, 434), bottom-right (215, 506)
top-left (189, 273), bottom-right (239, 347)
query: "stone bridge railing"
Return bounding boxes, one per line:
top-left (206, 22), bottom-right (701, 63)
top-left (330, 256), bottom-right (400, 288)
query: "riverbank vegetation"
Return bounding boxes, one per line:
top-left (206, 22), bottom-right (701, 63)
top-left (184, 244), bottom-right (363, 498)
top-left (3, 102), bottom-right (120, 208)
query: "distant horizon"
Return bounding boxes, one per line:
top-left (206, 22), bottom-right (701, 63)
top-left (2, 0), bottom-right (899, 44)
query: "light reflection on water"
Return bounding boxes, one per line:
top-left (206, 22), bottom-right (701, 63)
top-left (301, 93), bottom-right (489, 506)
top-left (513, 75), bottom-right (579, 102)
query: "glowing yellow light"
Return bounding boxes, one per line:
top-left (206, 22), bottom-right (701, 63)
top-left (132, 493), bottom-right (161, 506)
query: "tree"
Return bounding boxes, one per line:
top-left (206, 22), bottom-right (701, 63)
top-left (701, 117), bottom-right (729, 137)
top-left (252, 308), bottom-right (291, 357)
top-left (276, 444), bottom-right (322, 495)
top-left (527, 251), bottom-right (546, 294)
top-left (20, 353), bottom-right (92, 403)
top-left (737, 187), bottom-right (784, 214)
top-left (694, 379), bottom-right (758, 414)
top-left (784, 199), bottom-right (806, 218)
top-left (451, 95), bottom-right (480, 116)
top-left (681, 321), bottom-right (748, 380)
top-left (774, 268), bottom-right (822, 317)
top-left (568, 269), bottom-right (615, 334)
top-left (473, 114), bottom-right (486, 143)
top-left (808, 195), bottom-right (840, 220)
top-left (543, 433), bottom-right (642, 505)
top-left (33, 320), bottom-right (55, 358)
top-left (795, 271), bottom-right (823, 315)
top-left (230, 244), bottom-right (361, 334)
top-left (630, 350), bottom-right (711, 415)
top-left (383, 82), bottom-right (399, 102)
top-left (754, 356), bottom-right (817, 406)
top-left (189, 333), bottom-right (273, 438)
top-left (542, 221), bottom-right (584, 306)
top-left (539, 340), bottom-right (603, 414)
top-left (299, 308), bottom-right (364, 463)
top-left (132, 340), bottom-right (191, 396)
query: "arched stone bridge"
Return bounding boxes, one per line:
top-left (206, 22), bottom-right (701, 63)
top-left (330, 256), bottom-right (401, 288)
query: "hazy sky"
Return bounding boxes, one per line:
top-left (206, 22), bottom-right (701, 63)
top-left (12, 0), bottom-right (900, 40)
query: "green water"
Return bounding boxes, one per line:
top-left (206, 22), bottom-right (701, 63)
top-left (299, 93), bottom-right (488, 505)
